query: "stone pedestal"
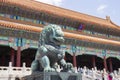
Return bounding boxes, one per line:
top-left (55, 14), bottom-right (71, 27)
top-left (21, 72), bottom-right (82, 80)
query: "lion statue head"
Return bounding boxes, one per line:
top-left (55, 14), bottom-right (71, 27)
top-left (39, 24), bottom-right (64, 47)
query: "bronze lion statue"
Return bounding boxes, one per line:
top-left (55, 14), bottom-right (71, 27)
top-left (31, 24), bottom-right (74, 72)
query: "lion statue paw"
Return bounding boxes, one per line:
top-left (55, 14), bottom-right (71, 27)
top-left (44, 67), bottom-right (55, 72)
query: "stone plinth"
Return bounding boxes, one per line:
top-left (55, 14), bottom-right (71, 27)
top-left (21, 72), bottom-right (82, 80)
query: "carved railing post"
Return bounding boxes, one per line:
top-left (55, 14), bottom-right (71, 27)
top-left (8, 62), bottom-right (12, 73)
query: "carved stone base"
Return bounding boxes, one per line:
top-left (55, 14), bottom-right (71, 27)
top-left (21, 72), bottom-right (82, 80)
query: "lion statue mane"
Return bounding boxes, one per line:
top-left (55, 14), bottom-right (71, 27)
top-left (31, 24), bottom-right (74, 72)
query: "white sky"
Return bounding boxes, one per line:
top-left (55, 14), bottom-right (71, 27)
top-left (35, 0), bottom-right (63, 6)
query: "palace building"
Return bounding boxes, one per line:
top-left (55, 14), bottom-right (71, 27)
top-left (0, 0), bottom-right (120, 72)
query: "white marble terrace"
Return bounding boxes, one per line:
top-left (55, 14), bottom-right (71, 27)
top-left (0, 62), bottom-right (120, 80)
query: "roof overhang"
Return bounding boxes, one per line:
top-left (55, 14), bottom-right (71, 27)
top-left (0, 0), bottom-right (120, 36)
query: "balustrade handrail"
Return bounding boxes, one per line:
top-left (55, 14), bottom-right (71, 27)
top-left (0, 62), bottom-right (120, 80)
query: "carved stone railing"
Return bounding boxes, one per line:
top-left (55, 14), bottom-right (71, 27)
top-left (78, 66), bottom-right (120, 80)
top-left (0, 62), bottom-right (120, 80)
top-left (0, 62), bottom-right (31, 80)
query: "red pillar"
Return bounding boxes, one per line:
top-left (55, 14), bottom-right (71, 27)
top-left (10, 48), bottom-right (15, 66)
top-left (64, 54), bottom-right (66, 60)
top-left (103, 56), bottom-right (107, 71)
top-left (109, 58), bottom-right (113, 72)
top-left (16, 46), bottom-right (21, 67)
top-left (73, 53), bottom-right (77, 67)
top-left (92, 56), bottom-right (96, 68)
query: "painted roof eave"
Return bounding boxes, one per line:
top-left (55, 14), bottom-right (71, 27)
top-left (0, 19), bottom-right (120, 47)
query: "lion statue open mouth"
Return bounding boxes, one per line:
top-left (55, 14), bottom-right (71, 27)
top-left (31, 24), bottom-right (74, 72)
